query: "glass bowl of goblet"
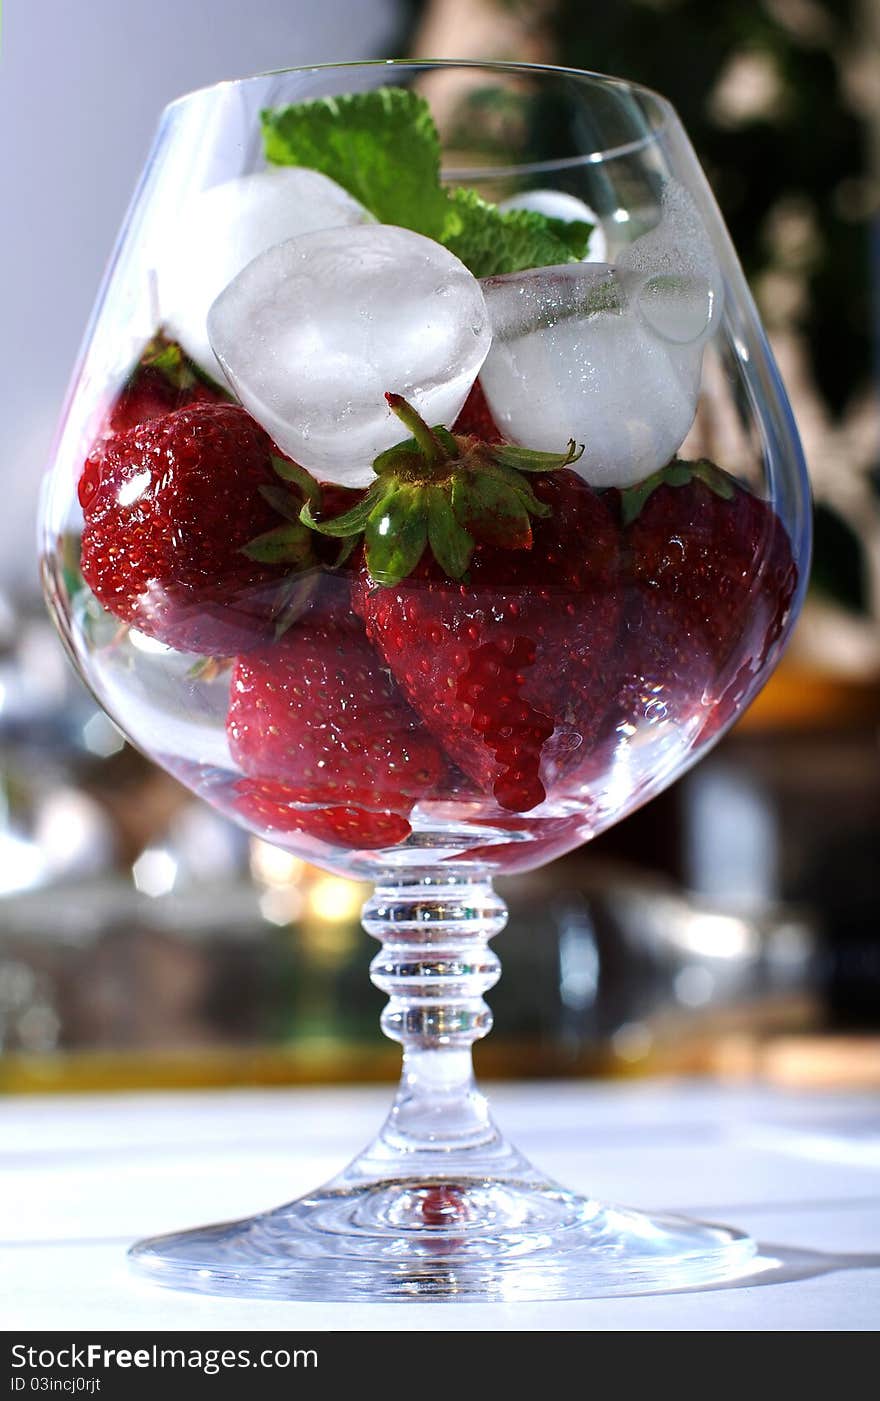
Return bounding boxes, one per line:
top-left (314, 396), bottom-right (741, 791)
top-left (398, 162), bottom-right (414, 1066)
top-left (40, 60), bottom-right (811, 1301)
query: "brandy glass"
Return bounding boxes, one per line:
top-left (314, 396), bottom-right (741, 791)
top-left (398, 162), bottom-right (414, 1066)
top-left (40, 61), bottom-right (810, 1300)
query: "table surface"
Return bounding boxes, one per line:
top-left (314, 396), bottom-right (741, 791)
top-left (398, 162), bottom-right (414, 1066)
top-left (3, 1078), bottom-right (879, 1330)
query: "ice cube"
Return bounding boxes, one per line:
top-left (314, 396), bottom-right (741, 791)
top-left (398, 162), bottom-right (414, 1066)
top-left (619, 181), bottom-right (723, 348)
top-left (155, 168), bottom-right (373, 378)
top-left (208, 224), bottom-right (492, 487)
top-left (618, 183), bottom-right (721, 301)
top-left (479, 182), bottom-right (723, 488)
top-left (498, 189), bottom-right (607, 262)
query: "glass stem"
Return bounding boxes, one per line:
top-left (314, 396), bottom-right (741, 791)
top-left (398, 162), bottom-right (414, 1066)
top-left (341, 870), bottom-right (534, 1184)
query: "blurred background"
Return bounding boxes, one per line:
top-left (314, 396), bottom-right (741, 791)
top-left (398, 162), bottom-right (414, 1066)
top-left (1, 0), bottom-right (878, 1094)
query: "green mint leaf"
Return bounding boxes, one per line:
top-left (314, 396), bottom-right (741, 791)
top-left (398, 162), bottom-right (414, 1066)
top-left (261, 88), bottom-right (592, 278)
top-left (544, 216), bottom-right (594, 260)
top-left (261, 88), bottom-right (449, 240)
top-left (443, 188), bottom-right (583, 278)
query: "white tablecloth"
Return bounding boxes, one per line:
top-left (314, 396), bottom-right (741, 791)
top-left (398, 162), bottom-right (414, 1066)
top-left (3, 1079), bottom-right (879, 1330)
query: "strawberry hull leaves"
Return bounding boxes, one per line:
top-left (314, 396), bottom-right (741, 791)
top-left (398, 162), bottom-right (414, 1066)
top-left (425, 486), bottom-right (473, 580)
top-left (619, 457), bottom-right (735, 526)
top-left (105, 333), bottom-right (230, 435)
top-left (365, 486), bottom-right (428, 586)
top-left (240, 520), bottom-right (316, 568)
top-left (241, 457), bottom-right (323, 569)
top-left (300, 394), bottom-right (582, 587)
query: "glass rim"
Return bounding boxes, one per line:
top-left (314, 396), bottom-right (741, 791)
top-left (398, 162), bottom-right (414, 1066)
top-left (162, 57), bottom-right (676, 170)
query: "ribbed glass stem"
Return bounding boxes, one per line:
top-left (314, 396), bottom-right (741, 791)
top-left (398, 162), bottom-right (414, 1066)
top-left (349, 871), bottom-right (520, 1172)
top-left (364, 871), bottom-right (506, 1042)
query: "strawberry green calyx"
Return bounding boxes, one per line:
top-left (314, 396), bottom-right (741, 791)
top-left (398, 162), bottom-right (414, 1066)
top-left (137, 332), bottom-right (231, 397)
top-left (620, 458), bottom-right (737, 527)
top-left (300, 392), bottom-right (583, 586)
top-left (242, 455), bottom-right (323, 568)
top-left (241, 455), bottom-right (352, 636)
top-left (235, 454), bottom-right (326, 636)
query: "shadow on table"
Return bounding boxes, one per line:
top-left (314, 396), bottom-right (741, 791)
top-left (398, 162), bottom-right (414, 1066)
top-left (686, 1242), bottom-right (880, 1297)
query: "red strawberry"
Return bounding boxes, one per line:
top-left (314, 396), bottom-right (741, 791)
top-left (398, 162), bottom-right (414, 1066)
top-left (452, 379), bottom-right (504, 443)
top-left (609, 461), bottom-right (797, 742)
top-left (354, 470), bottom-right (620, 811)
top-left (79, 402), bottom-right (320, 656)
top-left (419, 1185), bottom-right (467, 1227)
top-left (107, 366), bottom-right (221, 435)
top-left (234, 780), bottom-right (412, 850)
top-left (302, 395), bottom-right (621, 814)
top-left (454, 812), bottom-right (589, 874)
top-left (105, 335), bottom-right (227, 434)
top-left (227, 592), bottom-right (446, 832)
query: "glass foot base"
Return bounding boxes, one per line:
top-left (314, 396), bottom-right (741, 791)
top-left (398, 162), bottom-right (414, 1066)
top-left (128, 1176), bottom-right (756, 1301)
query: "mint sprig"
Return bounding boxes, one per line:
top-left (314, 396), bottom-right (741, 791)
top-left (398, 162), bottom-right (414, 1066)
top-left (261, 88), bottom-right (593, 279)
top-left (443, 187), bottom-right (592, 278)
top-left (262, 87), bottom-right (449, 240)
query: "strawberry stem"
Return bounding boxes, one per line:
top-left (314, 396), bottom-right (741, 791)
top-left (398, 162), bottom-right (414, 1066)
top-left (385, 392), bottom-right (445, 465)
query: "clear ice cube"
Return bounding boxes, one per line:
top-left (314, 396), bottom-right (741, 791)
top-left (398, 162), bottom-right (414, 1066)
top-left (480, 182), bottom-right (723, 488)
top-left (156, 168), bottom-right (372, 378)
top-left (208, 224), bottom-right (492, 487)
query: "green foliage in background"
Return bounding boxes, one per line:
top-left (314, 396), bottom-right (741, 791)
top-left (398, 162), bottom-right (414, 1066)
top-left (396, 0), bottom-right (877, 613)
top-left (545, 0), bottom-right (876, 615)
